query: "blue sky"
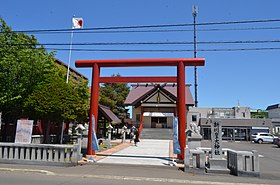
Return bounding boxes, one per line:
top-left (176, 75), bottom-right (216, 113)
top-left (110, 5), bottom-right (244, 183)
top-left (1, 0), bottom-right (280, 110)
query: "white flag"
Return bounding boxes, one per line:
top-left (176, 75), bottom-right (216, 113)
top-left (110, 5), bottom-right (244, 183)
top-left (72, 17), bottom-right (83, 29)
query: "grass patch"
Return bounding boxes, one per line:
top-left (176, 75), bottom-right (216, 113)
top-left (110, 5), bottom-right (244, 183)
top-left (98, 143), bottom-right (119, 152)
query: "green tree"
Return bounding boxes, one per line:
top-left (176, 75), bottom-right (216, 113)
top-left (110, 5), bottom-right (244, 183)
top-left (99, 74), bottom-right (130, 119)
top-left (0, 18), bottom-right (55, 123)
top-left (0, 19), bottom-right (89, 143)
top-left (24, 72), bottom-right (89, 143)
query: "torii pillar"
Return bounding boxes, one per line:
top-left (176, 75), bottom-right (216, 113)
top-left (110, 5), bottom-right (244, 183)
top-left (88, 63), bottom-right (100, 155)
top-left (75, 58), bottom-right (205, 159)
top-left (177, 61), bottom-right (186, 159)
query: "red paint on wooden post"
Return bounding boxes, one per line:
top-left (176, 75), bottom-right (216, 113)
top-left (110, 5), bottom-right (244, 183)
top-left (177, 61), bottom-right (186, 160)
top-left (88, 63), bottom-right (100, 155)
top-left (99, 76), bottom-right (177, 83)
top-left (139, 106), bottom-right (144, 134)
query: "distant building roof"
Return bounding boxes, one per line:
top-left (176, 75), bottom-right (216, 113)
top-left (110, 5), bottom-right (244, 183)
top-left (99, 104), bottom-right (121, 124)
top-left (124, 84), bottom-right (194, 106)
top-left (266, 104), bottom-right (280, 110)
top-left (54, 58), bottom-right (88, 81)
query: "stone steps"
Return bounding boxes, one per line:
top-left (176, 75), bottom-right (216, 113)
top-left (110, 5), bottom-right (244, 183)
top-left (140, 128), bottom-right (173, 140)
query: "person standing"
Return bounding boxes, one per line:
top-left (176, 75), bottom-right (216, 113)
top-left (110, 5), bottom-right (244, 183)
top-left (134, 129), bottom-right (140, 146)
top-left (129, 130), bottom-right (134, 143)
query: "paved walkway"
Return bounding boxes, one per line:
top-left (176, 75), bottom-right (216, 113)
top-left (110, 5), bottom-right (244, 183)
top-left (97, 139), bottom-right (173, 166)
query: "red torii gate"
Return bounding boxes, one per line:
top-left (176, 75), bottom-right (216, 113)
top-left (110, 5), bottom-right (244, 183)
top-left (75, 58), bottom-right (205, 159)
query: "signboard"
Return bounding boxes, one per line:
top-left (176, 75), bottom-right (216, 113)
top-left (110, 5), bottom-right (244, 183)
top-left (15, 120), bottom-right (34, 143)
top-left (143, 112), bottom-right (174, 117)
top-left (251, 127), bottom-right (269, 130)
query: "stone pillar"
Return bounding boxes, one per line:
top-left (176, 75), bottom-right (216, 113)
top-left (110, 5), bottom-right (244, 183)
top-left (122, 125), bottom-right (127, 143)
top-left (107, 124), bottom-right (113, 149)
top-left (206, 120), bottom-right (229, 174)
top-left (211, 121), bottom-right (222, 158)
top-left (252, 150), bottom-right (259, 172)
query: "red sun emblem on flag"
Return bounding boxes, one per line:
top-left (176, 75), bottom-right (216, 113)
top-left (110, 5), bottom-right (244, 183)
top-left (78, 20), bottom-right (83, 27)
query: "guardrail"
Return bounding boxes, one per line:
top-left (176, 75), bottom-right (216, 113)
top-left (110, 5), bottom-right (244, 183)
top-left (0, 142), bottom-right (80, 166)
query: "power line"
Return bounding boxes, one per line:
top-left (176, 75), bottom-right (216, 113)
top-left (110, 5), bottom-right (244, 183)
top-left (2, 18), bottom-right (280, 34)
top-left (8, 26), bottom-right (280, 35)
top-left (3, 46), bottom-right (280, 52)
top-left (39, 47), bottom-right (280, 52)
top-left (1, 40), bottom-right (280, 46)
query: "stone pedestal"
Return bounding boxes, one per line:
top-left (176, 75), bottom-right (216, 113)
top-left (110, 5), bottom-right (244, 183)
top-left (206, 158), bottom-right (230, 174)
top-left (184, 147), bottom-right (190, 169)
top-left (185, 134), bottom-right (205, 170)
top-left (187, 134), bottom-right (202, 150)
top-left (190, 149), bottom-right (206, 168)
top-left (184, 132), bottom-right (205, 171)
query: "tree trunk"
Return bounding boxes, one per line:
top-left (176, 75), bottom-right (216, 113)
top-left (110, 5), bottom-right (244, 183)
top-left (42, 120), bottom-right (51, 144)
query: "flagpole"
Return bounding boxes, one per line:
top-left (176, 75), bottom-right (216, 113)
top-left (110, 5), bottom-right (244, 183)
top-left (66, 28), bottom-right (74, 83)
top-left (63, 16), bottom-right (75, 144)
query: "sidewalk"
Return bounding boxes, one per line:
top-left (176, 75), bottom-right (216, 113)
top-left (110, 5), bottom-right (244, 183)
top-left (95, 141), bottom-right (133, 161)
top-left (97, 139), bottom-right (172, 166)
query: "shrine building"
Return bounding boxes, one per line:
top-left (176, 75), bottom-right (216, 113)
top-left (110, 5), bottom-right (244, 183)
top-left (124, 83), bottom-right (194, 129)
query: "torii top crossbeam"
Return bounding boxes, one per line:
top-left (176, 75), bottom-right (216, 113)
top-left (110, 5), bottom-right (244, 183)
top-left (75, 58), bottom-right (204, 67)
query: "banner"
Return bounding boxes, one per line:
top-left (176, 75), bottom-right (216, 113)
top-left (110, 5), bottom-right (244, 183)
top-left (91, 115), bottom-right (99, 151)
top-left (173, 117), bottom-right (181, 154)
top-left (15, 120), bottom-right (34, 143)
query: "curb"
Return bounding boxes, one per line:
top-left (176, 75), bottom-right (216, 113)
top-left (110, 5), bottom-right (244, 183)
top-left (0, 167), bottom-right (55, 175)
top-left (56, 173), bottom-right (269, 185)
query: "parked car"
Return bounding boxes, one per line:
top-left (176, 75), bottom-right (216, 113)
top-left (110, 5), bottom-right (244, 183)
top-left (251, 132), bottom-right (278, 144)
top-left (274, 137), bottom-right (280, 147)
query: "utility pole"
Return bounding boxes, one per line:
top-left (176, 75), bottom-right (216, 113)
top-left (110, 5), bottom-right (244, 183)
top-left (192, 5), bottom-right (198, 107)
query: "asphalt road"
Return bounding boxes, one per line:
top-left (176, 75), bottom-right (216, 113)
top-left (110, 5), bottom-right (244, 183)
top-left (0, 172), bottom-right (173, 185)
top-left (0, 168), bottom-right (278, 185)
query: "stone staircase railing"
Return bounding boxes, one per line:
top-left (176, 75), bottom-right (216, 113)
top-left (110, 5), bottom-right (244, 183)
top-left (227, 150), bottom-right (260, 177)
top-left (0, 142), bottom-right (80, 166)
top-left (185, 147), bottom-right (260, 177)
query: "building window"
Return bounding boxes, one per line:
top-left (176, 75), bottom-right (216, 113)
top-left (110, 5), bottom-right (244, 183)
top-left (192, 115), bottom-right (197, 122)
top-left (242, 112), bottom-right (246, 118)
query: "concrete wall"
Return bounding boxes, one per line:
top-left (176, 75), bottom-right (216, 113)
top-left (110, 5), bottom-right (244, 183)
top-left (189, 107), bottom-right (251, 119)
top-left (132, 106), bottom-right (141, 122)
top-left (200, 118), bottom-right (273, 131)
top-left (233, 107), bottom-right (251, 119)
top-left (268, 108), bottom-right (280, 119)
top-left (189, 107), bottom-right (211, 118)
top-left (144, 117), bottom-right (151, 128)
